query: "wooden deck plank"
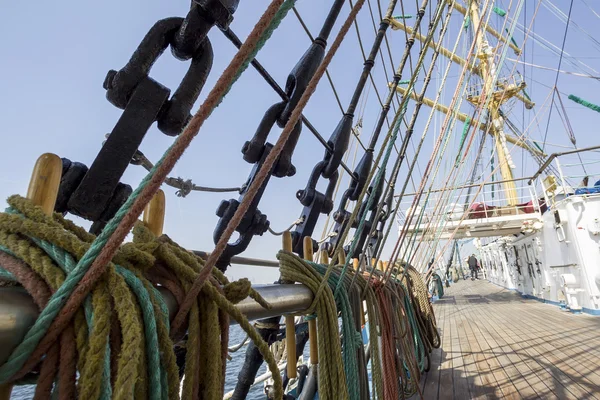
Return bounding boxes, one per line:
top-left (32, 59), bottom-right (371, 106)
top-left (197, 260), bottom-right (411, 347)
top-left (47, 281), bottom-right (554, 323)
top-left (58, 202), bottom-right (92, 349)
top-left (494, 303), bottom-right (600, 398)
top-left (419, 291), bottom-right (446, 399)
top-left (470, 301), bottom-right (558, 399)
top-left (468, 302), bottom-right (535, 399)
top-left (416, 278), bottom-right (600, 399)
top-left (437, 298), bottom-right (454, 400)
top-left (490, 302), bottom-right (592, 399)
top-left (457, 295), bottom-right (499, 398)
top-left (449, 311), bottom-right (470, 399)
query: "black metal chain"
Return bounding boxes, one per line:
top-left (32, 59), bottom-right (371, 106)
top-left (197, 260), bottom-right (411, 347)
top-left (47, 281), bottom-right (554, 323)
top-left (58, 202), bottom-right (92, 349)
top-left (55, 1), bottom-right (234, 233)
top-left (212, 0), bottom-right (347, 270)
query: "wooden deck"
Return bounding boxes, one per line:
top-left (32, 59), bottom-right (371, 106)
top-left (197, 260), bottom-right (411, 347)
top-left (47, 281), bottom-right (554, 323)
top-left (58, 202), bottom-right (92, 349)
top-left (412, 279), bottom-right (600, 399)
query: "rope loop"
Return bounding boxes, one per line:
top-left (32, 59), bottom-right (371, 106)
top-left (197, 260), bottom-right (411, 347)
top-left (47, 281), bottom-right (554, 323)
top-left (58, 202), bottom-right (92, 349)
top-left (0, 196), bottom-right (280, 399)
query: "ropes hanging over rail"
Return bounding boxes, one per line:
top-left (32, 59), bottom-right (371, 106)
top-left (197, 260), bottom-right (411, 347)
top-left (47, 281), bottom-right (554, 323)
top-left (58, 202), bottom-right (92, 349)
top-left (0, 194), bottom-right (278, 399)
top-left (0, 0), bottom-right (450, 398)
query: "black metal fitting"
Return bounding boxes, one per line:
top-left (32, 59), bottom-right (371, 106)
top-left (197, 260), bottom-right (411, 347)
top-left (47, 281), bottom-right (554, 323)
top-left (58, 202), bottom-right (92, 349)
top-left (69, 77), bottom-right (170, 220)
top-left (291, 162), bottom-right (338, 256)
top-left (349, 150), bottom-right (373, 201)
top-left (104, 17), bottom-right (213, 136)
top-left (277, 42), bottom-right (325, 128)
top-left (213, 144), bottom-right (277, 270)
top-left (55, 159), bottom-right (88, 215)
top-left (322, 114), bottom-right (352, 179)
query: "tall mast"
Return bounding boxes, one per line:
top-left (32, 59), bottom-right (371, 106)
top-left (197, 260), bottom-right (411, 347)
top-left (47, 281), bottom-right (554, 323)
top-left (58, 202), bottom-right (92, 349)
top-left (468, 0), bottom-right (520, 205)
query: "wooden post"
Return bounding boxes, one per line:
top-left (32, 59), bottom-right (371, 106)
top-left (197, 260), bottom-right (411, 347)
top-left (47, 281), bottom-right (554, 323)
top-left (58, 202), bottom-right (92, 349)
top-left (143, 189), bottom-right (165, 236)
top-left (321, 250), bottom-right (329, 265)
top-left (1, 154), bottom-right (62, 400)
top-left (282, 231), bottom-right (297, 379)
top-left (338, 250), bottom-right (346, 265)
top-left (303, 237), bottom-right (318, 365)
top-left (26, 153), bottom-right (62, 216)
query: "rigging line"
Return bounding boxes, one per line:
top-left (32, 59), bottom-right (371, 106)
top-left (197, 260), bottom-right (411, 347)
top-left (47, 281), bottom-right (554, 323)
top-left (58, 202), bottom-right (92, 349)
top-left (509, 16), bottom-right (599, 76)
top-left (541, 0), bottom-right (574, 152)
top-left (173, 0), bottom-right (369, 338)
top-left (543, 0), bottom-right (600, 53)
top-left (390, 0), bottom-right (510, 277)
top-left (130, 150), bottom-right (241, 195)
top-left (351, 0), bottom-right (452, 286)
top-left (358, 12), bottom-right (455, 285)
top-left (294, 2), bottom-right (400, 155)
top-left (418, 30), bottom-right (556, 272)
top-left (581, 0), bottom-right (600, 20)
top-left (507, 58), bottom-right (600, 80)
top-left (222, 27), bottom-right (360, 178)
top-left (422, 134), bottom-right (530, 278)
top-left (356, 10), bottom-right (453, 279)
top-left (411, 123), bottom-right (489, 270)
top-left (367, 0), bottom-right (402, 99)
top-left (555, 90), bottom-right (588, 176)
top-left (351, 2), bottom-right (451, 298)
top-left (333, 0), bottom-right (445, 296)
top-left (319, 125), bottom-right (362, 241)
top-left (347, 0), bottom-right (405, 144)
top-left (291, 6), bottom-right (344, 114)
top-left (375, 0), bottom-right (475, 275)
top-left (268, 216), bottom-right (305, 236)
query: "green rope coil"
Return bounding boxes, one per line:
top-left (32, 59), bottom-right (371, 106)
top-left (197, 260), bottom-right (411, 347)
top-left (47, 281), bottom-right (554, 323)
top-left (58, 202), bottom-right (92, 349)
top-left (568, 94), bottom-right (600, 113)
top-left (455, 117), bottom-right (471, 167)
top-left (493, 6), bottom-right (507, 17)
top-left (0, 196), bottom-right (279, 399)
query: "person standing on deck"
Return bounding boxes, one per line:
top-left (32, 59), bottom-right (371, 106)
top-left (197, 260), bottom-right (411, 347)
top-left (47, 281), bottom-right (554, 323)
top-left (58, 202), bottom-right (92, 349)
top-left (468, 254), bottom-right (479, 280)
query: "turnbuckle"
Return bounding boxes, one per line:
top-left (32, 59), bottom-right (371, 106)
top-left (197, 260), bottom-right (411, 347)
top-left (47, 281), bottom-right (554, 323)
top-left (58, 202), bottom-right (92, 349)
top-left (291, 161), bottom-right (338, 256)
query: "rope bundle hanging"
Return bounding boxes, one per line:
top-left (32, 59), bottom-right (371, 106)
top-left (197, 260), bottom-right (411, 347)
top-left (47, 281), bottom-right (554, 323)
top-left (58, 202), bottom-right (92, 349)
top-left (278, 250), bottom-right (441, 400)
top-left (0, 195), bottom-right (282, 400)
top-left (398, 263), bottom-right (441, 354)
top-left (277, 251), bottom-right (348, 400)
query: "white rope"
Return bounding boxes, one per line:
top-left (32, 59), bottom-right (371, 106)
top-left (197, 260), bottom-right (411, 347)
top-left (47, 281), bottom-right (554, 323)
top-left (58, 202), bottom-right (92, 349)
top-left (507, 58), bottom-right (600, 80)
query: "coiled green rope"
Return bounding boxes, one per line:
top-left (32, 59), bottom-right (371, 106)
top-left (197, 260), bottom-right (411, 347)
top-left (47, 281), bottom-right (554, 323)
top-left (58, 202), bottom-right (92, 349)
top-left (0, 196), bottom-right (279, 399)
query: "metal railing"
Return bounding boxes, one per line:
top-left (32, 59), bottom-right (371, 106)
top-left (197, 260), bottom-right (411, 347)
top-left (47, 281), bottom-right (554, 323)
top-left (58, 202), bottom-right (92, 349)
top-left (529, 145), bottom-right (600, 208)
top-left (396, 178), bottom-right (542, 228)
top-left (0, 283), bottom-right (314, 365)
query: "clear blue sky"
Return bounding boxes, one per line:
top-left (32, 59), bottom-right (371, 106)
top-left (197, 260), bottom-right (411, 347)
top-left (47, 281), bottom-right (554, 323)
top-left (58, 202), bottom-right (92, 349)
top-left (1, 0), bottom-right (599, 283)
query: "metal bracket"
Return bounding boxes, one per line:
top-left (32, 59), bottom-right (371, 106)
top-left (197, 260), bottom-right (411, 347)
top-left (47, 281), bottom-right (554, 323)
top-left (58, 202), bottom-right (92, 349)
top-left (68, 77), bottom-right (170, 220)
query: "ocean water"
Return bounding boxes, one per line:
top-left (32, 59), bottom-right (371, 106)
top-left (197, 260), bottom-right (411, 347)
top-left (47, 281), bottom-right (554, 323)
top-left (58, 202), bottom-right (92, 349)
top-left (11, 325), bottom-right (293, 400)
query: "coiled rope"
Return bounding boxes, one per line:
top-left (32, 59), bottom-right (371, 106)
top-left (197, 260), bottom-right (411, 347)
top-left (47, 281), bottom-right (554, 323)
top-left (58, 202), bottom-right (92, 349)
top-left (0, 195), bottom-right (280, 399)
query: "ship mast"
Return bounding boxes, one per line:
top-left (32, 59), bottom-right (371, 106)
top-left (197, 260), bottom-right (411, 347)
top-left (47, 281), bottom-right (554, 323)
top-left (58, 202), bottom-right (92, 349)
top-left (389, 1), bottom-right (538, 206)
top-left (467, 0), bottom-right (520, 205)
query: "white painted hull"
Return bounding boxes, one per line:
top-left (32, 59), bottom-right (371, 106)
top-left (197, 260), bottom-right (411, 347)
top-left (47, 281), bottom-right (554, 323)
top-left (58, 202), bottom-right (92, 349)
top-left (480, 192), bottom-right (600, 314)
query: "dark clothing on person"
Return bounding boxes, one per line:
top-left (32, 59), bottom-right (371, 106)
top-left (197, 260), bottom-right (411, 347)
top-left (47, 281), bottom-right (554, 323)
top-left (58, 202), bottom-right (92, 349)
top-left (468, 255), bottom-right (479, 280)
top-left (470, 268), bottom-right (478, 280)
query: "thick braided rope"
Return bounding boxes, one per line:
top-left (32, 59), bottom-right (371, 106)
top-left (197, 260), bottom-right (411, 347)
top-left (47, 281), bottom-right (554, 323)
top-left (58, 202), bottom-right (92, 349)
top-left (39, 0), bottom-right (290, 348)
top-left (307, 261), bottom-right (362, 400)
top-left (0, 197), bottom-right (278, 399)
top-left (278, 251), bottom-right (348, 400)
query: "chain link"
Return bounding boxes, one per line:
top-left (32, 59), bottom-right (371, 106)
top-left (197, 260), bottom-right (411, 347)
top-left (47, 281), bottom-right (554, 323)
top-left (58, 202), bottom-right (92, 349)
top-left (54, 1), bottom-right (234, 232)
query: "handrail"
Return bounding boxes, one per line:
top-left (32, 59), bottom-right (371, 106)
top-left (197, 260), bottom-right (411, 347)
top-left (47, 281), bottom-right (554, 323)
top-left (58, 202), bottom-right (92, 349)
top-left (399, 176), bottom-right (533, 197)
top-left (192, 250), bottom-right (280, 268)
top-left (528, 145), bottom-right (600, 184)
top-left (0, 283), bottom-right (313, 365)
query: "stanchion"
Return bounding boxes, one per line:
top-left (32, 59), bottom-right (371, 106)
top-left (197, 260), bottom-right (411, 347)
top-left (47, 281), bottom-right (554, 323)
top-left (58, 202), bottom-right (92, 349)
top-left (303, 237), bottom-right (318, 366)
top-left (282, 231), bottom-right (297, 379)
top-left (143, 189), bottom-right (165, 236)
